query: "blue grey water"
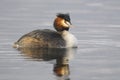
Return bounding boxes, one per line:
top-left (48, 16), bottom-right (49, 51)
top-left (0, 0), bottom-right (120, 80)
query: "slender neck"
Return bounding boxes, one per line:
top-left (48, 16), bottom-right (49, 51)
top-left (58, 30), bottom-right (69, 35)
top-left (58, 27), bottom-right (69, 32)
top-left (59, 30), bottom-right (78, 48)
top-left (54, 26), bottom-right (69, 32)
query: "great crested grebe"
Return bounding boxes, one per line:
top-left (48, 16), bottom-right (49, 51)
top-left (13, 13), bottom-right (77, 48)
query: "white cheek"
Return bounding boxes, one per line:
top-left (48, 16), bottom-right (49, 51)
top-left (61, 20), bottom-right (69, 27)
top-left (65, 21), bottom-right (71, 26)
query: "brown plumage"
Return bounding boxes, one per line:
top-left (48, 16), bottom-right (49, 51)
top-left (13, 29), bottom-right (65, 48)
top-left (13, 13), bottom-right (77, 48)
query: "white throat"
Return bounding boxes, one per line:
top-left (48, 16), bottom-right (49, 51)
top-left (61, 31), bottom-right (77, 48)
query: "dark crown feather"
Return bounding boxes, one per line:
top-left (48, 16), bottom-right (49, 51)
top-left (56, 13), bottom-right (71, 22)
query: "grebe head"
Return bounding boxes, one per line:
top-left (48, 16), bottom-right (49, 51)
top-left (54, 13), bottom-right (72, 32)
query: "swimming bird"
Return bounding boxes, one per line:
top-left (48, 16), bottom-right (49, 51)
top-left (13, 13), bottom-right (77, 48)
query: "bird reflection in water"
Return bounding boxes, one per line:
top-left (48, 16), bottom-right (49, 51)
top-left (17, 48), bottom-right (77, 80)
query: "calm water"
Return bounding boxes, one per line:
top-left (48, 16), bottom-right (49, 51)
top-left (0, 0), bottom-right (120, 80)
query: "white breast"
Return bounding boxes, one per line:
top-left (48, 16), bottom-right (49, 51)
top-left (62, 31), bottom-right (77, 48)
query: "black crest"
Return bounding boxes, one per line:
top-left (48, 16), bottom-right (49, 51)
top-left (56, 13), bottom-right (71, 22)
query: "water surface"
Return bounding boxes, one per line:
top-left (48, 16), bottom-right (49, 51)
top-left (0, 0), bottom-right (120, 80)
